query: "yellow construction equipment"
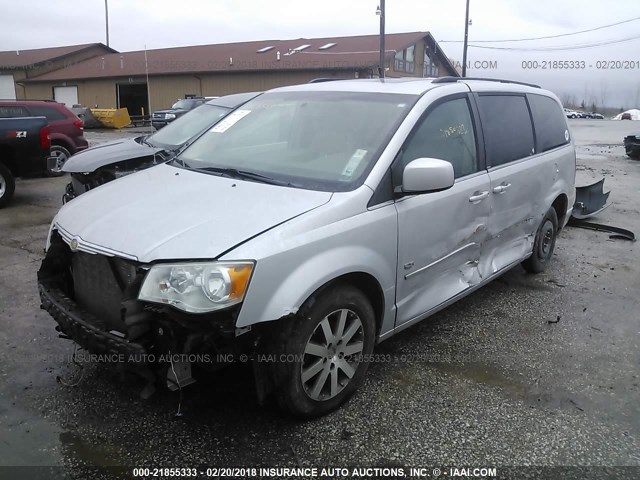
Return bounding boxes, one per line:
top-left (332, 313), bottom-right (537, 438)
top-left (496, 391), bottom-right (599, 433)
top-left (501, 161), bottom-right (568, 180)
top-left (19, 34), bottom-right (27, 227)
top-left (90, 108), bottom-right (131, 129)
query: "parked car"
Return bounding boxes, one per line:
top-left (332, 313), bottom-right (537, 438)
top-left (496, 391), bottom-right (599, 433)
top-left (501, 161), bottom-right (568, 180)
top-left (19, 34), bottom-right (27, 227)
top-left (0, 116), bottom-right (51, 207)
top-left (38, 78), bottom-right (576, 417)
top-left (152, 97), bottom-right (208, 129)
top-left (62, 92), bottom-right (260, 202)
top-left (588, 112), bottom-right (604, 119)
top-left (624, 133), bottom-right (640, 159)
top-left (0, 100), bottom-right (87, 175)
top-left (564, 108), bottom-right (579, 119)
top-left (621, 112), bottom-right (632, 120)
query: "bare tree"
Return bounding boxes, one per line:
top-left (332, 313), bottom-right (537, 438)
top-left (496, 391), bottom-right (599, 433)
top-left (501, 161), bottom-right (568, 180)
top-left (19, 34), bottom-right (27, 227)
top-left (598, 79), bottom-right (609, 109)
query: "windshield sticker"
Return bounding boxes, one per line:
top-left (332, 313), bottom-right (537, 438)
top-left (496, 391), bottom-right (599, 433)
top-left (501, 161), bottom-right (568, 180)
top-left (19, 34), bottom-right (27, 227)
top-left (210, 109), bottom-right (252, 133)
top-left (341, 149), bottom-right (368, 177)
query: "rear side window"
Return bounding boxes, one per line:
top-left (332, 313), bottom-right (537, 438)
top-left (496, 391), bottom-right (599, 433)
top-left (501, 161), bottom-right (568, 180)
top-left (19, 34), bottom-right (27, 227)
top-left (477, 95), bottom-right (535, 167)
top-left (528, 94), bottom-right (569, 152)
top-left (27, 106), bottom-right (67, 121)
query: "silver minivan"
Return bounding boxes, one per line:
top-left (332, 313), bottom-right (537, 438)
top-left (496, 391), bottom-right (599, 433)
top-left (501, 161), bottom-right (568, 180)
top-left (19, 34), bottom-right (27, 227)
top-left (38, 78), bottom-right (575, 417)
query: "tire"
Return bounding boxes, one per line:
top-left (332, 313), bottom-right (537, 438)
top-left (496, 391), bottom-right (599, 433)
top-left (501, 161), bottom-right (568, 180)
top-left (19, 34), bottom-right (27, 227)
top-left (47, 145), bottom-right (71, 177)
top-left (270, 284), bottom-right (376, 418)
top-left (522, 207), bottom-right (558, 273)
top-left (0, 162), bottom-right (16, 208)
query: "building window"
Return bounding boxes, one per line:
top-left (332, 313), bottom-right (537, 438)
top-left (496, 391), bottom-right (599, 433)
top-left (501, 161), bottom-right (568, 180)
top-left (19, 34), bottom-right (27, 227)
top-left (423, 50), bottom-right (439, 77)
top-left (394, 45), bottom-right (416, 73)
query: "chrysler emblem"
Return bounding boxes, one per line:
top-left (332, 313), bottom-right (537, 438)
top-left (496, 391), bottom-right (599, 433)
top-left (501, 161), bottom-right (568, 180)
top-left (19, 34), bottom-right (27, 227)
top-left (70, 238), bottom-right (79, 252)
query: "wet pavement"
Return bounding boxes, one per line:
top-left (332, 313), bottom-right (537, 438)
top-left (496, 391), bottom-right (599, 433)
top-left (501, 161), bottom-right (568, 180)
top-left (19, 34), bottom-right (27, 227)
top-left (0, 120), bottom-right (639, 477)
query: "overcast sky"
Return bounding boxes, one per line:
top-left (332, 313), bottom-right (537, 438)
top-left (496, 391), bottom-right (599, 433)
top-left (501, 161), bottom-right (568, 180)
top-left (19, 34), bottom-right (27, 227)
top-left (2, 0), bottom-right (639, 108)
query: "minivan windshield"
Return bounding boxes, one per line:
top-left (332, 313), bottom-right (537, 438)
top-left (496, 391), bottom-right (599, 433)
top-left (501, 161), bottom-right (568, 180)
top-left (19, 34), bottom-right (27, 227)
top-left (148, 104), bottom-right (230, 149)
top-left (176, 91), bottom-right (417, 191)
top-left (171, 99), bottom-right (199, 110)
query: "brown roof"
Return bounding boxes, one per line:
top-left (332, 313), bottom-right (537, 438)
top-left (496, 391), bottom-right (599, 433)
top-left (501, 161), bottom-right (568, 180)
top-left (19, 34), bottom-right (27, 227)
top-left (0, 43), bottom-right (116, 69)
top-left (25, 32), bottom-right (457, 81)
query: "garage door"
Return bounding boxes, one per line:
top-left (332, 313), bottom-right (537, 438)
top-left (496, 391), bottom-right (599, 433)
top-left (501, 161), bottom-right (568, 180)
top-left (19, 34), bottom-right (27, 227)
top-left (53, 86), bottom-right (78, 107)
top-left (0, 75), bottom-right (16, 100)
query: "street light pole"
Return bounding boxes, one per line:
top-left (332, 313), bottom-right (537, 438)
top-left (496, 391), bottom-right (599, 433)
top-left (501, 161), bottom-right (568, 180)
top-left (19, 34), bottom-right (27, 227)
top-left (461, 0), bottom-right (470, 77)
top-left (105, 0), bottom-right (110, 47)
top-left (378, 0), bottom-right (385, 78)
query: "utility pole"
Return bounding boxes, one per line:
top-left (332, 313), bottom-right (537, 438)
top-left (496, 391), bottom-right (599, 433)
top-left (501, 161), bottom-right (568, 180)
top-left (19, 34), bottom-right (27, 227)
top-left (105, 0), bottom-right (110, 47)
top-left (377, 0), bottom-right (385, 78)
top-left (461, 0), bottom-right (470, 77)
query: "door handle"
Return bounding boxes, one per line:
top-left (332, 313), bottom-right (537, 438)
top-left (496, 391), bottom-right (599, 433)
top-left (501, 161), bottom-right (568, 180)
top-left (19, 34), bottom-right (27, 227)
top-left (468, 191), bottom-right (489, 203)
top-left (492, 183), bottom-right (512, 194)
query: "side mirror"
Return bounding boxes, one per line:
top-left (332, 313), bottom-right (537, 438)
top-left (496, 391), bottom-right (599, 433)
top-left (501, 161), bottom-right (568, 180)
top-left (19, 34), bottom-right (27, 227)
top-left (402, 158), bottom-right (455, 193)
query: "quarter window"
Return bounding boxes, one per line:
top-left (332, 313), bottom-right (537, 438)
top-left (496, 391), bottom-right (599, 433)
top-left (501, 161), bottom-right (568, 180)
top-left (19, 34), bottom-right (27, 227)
top-left (398, 97), bottom-right (478, 179)
top-left (476, 95), bottom-right (535, 167)
top-left (27, 106), bottom-right (67, 121)
top-left (528, 94), bottom-right (570, 152)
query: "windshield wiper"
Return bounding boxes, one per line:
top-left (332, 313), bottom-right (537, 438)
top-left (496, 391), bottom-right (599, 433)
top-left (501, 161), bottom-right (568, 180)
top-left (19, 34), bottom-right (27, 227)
top-left (141, 135), bottom-right (157, 148)
top-left (194, 166), bottom-right (294, 186)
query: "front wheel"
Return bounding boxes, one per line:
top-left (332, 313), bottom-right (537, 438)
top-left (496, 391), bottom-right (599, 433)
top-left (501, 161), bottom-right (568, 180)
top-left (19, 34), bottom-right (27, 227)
top-left (0, 162), bottom-right (16, 208)
top-left (270, 284), bottom-right (375, 417)
top-left (522, 207), bottom-right (558, 273)
top-left (47, 145), bottom-right (71, 177)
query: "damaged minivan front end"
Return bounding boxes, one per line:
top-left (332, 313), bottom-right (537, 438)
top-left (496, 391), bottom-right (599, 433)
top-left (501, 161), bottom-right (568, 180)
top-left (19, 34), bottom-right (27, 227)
top-left (38, 160), bottom-right (333, 395)
top-left (37, 232), bottom-right (255, 394)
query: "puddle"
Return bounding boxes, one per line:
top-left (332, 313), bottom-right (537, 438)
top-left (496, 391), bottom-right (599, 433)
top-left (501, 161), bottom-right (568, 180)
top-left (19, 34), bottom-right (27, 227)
top-left (58, 431), bottom-right (128, 468)
top-left (0, 397), bottom-right (62, 467)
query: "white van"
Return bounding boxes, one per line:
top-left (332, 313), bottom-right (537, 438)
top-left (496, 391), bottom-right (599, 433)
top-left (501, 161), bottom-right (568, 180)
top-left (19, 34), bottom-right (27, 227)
top-left (39, 78), bottom-right (576, 417)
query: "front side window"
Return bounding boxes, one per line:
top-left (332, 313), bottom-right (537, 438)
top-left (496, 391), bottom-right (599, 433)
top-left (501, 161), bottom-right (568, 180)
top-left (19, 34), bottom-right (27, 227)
top-left (177, 91), bottom-right (417, 192)
top-left (0, 106), bottom-right (29, 117)
top-left (397, 97), bottom-right (478, 179)
top-left (476, 95), bottom-right (535, 167)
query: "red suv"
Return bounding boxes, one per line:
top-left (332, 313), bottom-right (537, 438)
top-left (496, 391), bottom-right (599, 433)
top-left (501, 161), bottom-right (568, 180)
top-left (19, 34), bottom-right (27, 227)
top-left (0, 100), bottom-right (88, 175)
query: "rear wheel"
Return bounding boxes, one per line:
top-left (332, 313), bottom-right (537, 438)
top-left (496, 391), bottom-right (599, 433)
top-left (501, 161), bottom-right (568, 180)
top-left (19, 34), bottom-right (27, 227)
top-left (0, 162), bottom-right (16, 208)
top-left (47, 145), bottom-right (71, 177)
top-left (271, 285), bottom-right (375, 417)
top-left (522, 208), bottom-right (558, 273)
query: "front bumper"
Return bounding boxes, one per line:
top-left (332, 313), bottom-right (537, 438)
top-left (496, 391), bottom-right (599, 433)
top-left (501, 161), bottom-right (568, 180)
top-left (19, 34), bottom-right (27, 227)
top-left (152, 120), bottom-right (172, 129)
top-left (624, 136), bottom-right (640, 158)
top-left (39, 281), bottom-right (148, 360)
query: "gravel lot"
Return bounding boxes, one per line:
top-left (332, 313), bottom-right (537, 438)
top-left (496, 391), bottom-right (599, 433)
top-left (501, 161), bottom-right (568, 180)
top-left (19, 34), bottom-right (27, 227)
top-left (0, 120), bottom-right (639, 478)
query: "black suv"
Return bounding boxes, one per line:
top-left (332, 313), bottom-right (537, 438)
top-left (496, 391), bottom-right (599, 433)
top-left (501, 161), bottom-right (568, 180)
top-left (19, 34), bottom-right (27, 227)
top-left (151, 98), bottom-right (207, 129)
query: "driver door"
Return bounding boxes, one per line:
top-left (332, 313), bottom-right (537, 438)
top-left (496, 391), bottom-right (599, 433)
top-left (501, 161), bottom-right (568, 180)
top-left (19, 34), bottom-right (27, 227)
top-left (394, 95), bottom-right (491, 326)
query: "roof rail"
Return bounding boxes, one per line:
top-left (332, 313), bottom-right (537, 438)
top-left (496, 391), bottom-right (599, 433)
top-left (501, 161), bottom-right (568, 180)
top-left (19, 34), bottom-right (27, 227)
top-left (0, 98), bottom-right (59, 102)
top-left (432, 76), bottom-right (540, 89)
top-left (307, 78), bottom-right (349, 83)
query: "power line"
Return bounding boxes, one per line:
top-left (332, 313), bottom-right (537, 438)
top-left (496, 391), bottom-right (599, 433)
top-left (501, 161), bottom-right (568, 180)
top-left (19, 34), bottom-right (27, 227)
top-left (468, 33), bottom-right (640, 51)
top-left (440, 16), bottom-right (640, 43)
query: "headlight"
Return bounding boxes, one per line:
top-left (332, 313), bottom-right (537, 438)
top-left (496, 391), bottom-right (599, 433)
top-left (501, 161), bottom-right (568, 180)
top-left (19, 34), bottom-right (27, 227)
top-left (138, 261), bottom-right (254, 313)
top-left (165, 113), bottom-right (176, 120)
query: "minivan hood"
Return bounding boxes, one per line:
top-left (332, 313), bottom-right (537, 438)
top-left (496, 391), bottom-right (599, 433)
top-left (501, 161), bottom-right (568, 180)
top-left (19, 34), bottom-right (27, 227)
top-left (63, 137), bottom-right (164, 173)
top-left (53, 164), bottom-right (332, 262)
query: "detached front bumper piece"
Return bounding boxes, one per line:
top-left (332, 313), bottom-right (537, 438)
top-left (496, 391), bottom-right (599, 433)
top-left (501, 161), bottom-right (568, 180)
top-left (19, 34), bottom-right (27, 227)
top-left (39, 281), bottom-right (148, 360)
top-left (624, 134), bottom-right (640, 159)
top-left (572, 178), bottom-right (610, 219)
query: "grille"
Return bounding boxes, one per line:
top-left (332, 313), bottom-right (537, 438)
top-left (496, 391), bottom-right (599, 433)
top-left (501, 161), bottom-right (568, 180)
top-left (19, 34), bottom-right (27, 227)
top-left (71, 252), bottom-right (137, 330)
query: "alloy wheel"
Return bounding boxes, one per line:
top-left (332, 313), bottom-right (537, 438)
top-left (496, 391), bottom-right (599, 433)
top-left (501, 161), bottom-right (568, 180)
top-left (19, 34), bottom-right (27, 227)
top-left (300, 308), bottom-right (364, 401)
